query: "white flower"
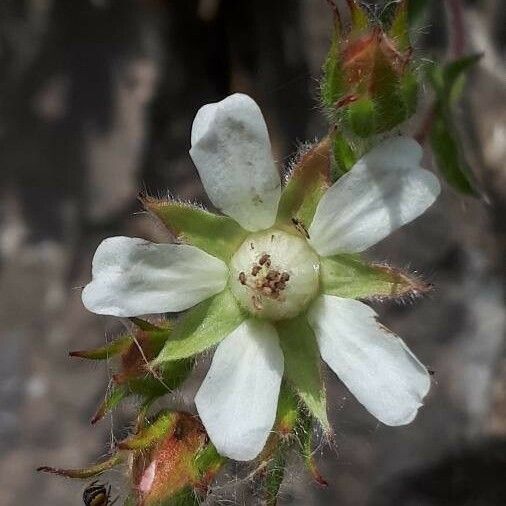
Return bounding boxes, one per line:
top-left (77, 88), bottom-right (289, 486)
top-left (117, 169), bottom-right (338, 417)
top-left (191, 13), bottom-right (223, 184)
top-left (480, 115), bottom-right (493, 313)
top-left (82, 93), bottom-right (440, 461)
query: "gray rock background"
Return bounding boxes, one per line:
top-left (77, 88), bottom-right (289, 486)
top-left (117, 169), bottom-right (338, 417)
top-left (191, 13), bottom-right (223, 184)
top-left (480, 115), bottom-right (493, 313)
top-left (0, 1), bottom-right (504, 504)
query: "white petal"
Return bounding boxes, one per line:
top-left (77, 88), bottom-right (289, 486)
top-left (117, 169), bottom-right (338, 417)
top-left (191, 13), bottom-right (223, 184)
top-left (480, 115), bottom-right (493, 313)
top-left (307, 295), bottom-right (431, 426)
top-left (190, 93), bottom-right (281, 231)
top-left (308, 136), bottom-right (440, 255)
top-left (195, 319), bottom-right (284, 461)
top-left (82, 237), bottom-right (228, 317)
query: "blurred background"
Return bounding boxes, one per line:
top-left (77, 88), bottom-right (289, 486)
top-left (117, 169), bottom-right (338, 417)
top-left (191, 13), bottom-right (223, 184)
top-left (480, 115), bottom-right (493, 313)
top-left (0, 0), bottom-right (505, 504)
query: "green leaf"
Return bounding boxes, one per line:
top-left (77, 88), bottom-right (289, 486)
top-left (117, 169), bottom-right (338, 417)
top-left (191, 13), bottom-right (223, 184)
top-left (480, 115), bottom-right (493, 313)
top-left (69, 335), bottom-right (133, 360)
top-left (142, 197), bottom-right (247, 262)
top-left (320, 254), bottom-right (430, 300)
top-left (277, 137), bottom-right (331, 227)
top-left (153, 289), bottom-right (245, 364)
top-left (430, 115), bottom-right (475, 194)
top-left (277, 317), bottom-right (330, 431)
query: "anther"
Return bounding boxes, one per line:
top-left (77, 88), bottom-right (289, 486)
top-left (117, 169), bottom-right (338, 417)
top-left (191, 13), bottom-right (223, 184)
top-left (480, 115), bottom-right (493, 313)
top-left (251, 265), bottom-right (261, 276)
top-left (239, 272), bottom-right (247, 285)
top-left (259, 253), bottom-right (270, 266)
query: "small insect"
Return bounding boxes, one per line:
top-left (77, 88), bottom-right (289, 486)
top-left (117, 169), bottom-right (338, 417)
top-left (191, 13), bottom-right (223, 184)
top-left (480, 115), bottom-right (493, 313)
top-left (291, 217), bottom-right (310, 239)
top-left (83, 481), bottom-right (118, 506)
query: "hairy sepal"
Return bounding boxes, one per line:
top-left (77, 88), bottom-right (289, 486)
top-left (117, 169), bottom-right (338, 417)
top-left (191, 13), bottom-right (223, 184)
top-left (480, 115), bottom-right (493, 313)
top-left (153, 289), bottom-right (245, 364)
top-left (142, 196), bottom-right (247, 261)
top-left (320, 255), bottom-right (432, 302)
top-left (277, 137), bottom-right (331, 229)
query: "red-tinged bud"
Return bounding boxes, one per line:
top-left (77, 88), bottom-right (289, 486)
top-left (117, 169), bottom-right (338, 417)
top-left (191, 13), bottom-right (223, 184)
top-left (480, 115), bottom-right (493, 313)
top-left (131, 412), bottom-right (224, 506)
top-left (322, 0), bottom-right (418, 139)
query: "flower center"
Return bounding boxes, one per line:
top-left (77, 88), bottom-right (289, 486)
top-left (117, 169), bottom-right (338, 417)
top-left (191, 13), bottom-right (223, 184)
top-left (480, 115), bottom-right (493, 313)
top-left (229, 229), bottom-right (320, 320)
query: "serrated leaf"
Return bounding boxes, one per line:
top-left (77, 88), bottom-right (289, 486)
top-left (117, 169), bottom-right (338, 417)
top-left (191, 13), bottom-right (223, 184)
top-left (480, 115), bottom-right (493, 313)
top-left (153, 289), bottom-right (245, 364)
top-left (277, 317), bottom-right (330, 431)
top-left (277, 137), bottom-right (331, 227)
top-left (142, 197), bottom-right (247, 262)
top-left (320, 254), bottom-right (430, 300)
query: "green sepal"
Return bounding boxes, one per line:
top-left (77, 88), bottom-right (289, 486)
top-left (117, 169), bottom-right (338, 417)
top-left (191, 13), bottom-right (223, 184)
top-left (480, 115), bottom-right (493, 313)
top-left (142, 196), bottom-right (247, 261)
top-left (126, 358), bottom-right (194, 398)
top-left (332, 130), bottom-right (365, 182)
top-left (399, 69), bottom-right (418, 118)
top-left (118, 410), bottom-right (178, 450)
top-left (154, 289), bottom-right (245, 364)
top-left (275, 383), bottom-right (300, 435)
top-left (263, 449), bottom-right (287, 506)
top-left (129, 317), bottom-right (164, 332)
top-left (277, 137), bottom-right (331, 228)
top-left (69, 335), bottom-right (133, 360)
top-left (37, 453), bottom-right (124, 479)
top-left (297, 415), bottom-right (328, 487)
top-left (91, 384), bottom-right (129, 424)
top-left (320, 254), bottom-right (430, 301)
top-left (346, 97), bottom-right (376, 138)
top-left (321, 32), bottom-right (345, 110)
top-left (370, 47), bottom-right (408, 134)
top-left (346, 0), bottom-right (369, 34)
top-left (386, 0), bottom-right (410, 51)
top-left (194, 443), bottom-right (225, 477)
top-left (277, 317), bottom-right (330, 431)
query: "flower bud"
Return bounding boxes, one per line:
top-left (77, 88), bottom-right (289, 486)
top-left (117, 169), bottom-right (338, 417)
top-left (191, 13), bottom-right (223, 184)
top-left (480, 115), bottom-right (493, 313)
top-left (322, 0), bottom-right (417, 137)
top-left (132, 412), bottom-right (224, 505)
